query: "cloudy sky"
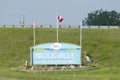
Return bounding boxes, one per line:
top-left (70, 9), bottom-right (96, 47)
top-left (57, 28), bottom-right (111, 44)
top-left (0, 0), bottom-right (120, 25)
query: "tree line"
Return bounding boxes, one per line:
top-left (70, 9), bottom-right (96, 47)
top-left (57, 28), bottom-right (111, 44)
top-left (84, 9), bottom-right (120, 26)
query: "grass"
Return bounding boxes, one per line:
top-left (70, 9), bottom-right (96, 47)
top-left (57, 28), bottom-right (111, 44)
top-left (0, 27), bottom-right (120, 80)
top-left (1, 67), bottom-right (120, 80)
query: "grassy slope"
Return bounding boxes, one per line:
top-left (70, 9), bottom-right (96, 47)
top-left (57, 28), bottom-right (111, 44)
top-left (0, 27), bottom-right (120, 80)
top-left (0, 28), bottom-right (81, 67)
top-left (83, 29), bottom-right (120, 67)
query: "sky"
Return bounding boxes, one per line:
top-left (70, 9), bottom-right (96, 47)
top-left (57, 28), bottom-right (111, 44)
top-left (0, 0), bottom-right (120, 25)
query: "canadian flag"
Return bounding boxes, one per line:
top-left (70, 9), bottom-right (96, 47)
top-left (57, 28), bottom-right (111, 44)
top-left (58, 14), bottom-right (64, 22)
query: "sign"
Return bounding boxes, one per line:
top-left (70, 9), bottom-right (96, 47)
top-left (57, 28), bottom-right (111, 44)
top-left (31, 43), bottom-right (81, 65)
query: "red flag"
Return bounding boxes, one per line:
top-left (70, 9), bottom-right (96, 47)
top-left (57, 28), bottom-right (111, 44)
top-left (58, 14), bottom-right (64, 22)
top-left (33, 23), bottom-right (38, 28)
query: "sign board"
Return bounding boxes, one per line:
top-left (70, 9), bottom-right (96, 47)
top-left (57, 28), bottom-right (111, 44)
top-left (31, 43), bottom-right (81, 65)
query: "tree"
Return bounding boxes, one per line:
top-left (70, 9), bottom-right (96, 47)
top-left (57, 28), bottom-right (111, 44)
top-left (85, 9), bottom-right (120, 26)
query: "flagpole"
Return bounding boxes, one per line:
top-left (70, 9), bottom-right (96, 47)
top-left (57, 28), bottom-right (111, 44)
top-left (80, 21), bottom-right (82, 51)
top-left (56, 12), bottom-right (63, 43)
top-left (80, 21), bottom-right (82, 67)
top-left (57, 13), bottom-right (59, 43)
top-left (33, 22), bottom-right (36, 46)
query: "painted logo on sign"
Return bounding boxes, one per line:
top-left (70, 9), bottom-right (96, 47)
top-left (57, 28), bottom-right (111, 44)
top-left (51, 43), bottom-right (61, 50)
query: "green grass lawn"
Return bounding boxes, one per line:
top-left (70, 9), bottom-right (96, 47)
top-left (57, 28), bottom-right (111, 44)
top-left (0, 67), bottom-right (120, 80)
top-left (0, 27), bottom-right (120, 80)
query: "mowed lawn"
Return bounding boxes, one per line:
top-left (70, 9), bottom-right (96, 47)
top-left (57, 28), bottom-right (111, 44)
top-left (0, 27), bottom-right (120, 80)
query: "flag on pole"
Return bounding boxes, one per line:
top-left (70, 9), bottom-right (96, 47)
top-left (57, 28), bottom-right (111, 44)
top-left (56, 13), bottom-right (64, 42)
top-left (33, 22), bottom-right (38, 28)
top-left (58, 14), bottom-right (64, 22)
top-left (33, 22), bottom-right (38, 46)
top-left (82, 20), bottom-right (87, 26)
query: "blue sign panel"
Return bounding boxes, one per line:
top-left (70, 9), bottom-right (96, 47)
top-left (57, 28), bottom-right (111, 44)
top-left (31, 43), bottom-right (81, 65)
